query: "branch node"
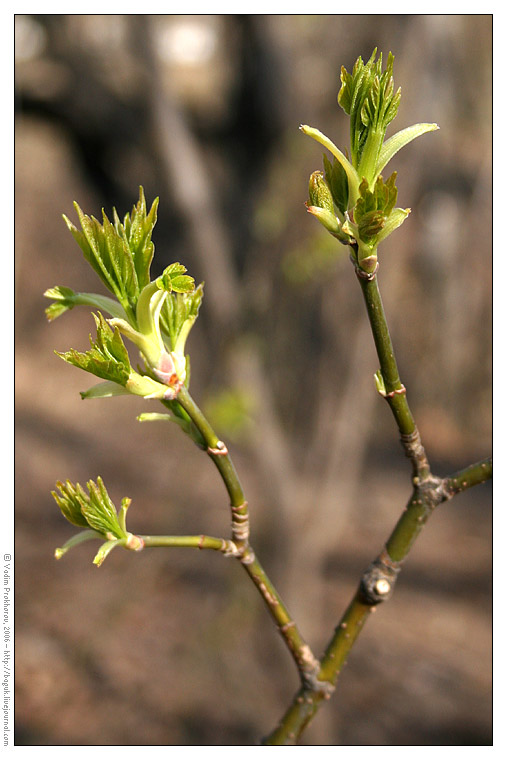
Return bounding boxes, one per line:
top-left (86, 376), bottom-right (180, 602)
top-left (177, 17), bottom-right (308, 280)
top-left (239, 546), bottom-right (256, 565)
top-left (125, 534), bottom-right (145, 552)
top-left (302, 671), bottom-right (336, 698)
top-left (434, 478), bottom-right (454, 503)
top-left (207, 440), bottom-right (229, 456)
top-left (351, 255), bottom-right (379, 280)
top-left (298, 651), bottom-right (335, 697)
top-left (231, 502), bottom-right (250, 543)
top-left (359, 548), bottom-right (401, 605)
top-left (378, 383), bottom-right (406, 398)
top-left (221, 539), bottom-right (241, 558)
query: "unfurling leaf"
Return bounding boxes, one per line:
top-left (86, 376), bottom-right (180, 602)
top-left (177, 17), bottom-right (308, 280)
top-left (117, 186), bottom-right (159, 292)
top-left (376, 123), bottom-right (439, 180)
top-left (308, 171), bottom-right (335, 215)
top-left (160, 283), bottom-right (204, 356)
top-left (323, 155), bottom-right (349, 216)
top-left (52, 478), bottom-right (144, 565)
top-left (354, 174), bottom-right (398, 243)
top-left (63, 187), bottom-right (159, 320)
top-left (156, 262), bottom-right (195, 294)
top-left (44, 286), bottom-right (127, 322)
top-left (56, 312), bottom-right (131, 387)
top-left (52, 477), bottom-right (126, 539)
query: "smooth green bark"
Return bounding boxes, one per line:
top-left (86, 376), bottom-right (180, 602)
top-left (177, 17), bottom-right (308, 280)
top-left (176, 384), bottom-right (321, 682)
top-left (262, 262), bottom-right (492, 744)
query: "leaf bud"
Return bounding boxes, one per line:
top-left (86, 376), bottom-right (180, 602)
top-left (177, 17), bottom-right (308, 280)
top-left (308, 171), bottom-right (335, 215)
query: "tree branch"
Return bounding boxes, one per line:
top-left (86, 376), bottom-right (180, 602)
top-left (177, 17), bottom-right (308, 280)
top-left (262, 262), bottom-right (492, 744)
top-left (175, 384), bottom-right (323, 687)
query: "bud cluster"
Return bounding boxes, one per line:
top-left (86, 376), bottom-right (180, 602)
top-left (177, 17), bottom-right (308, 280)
top-left (45, 187), bottom-right (202, 405)
top-left (301, 49), bottom-right (438, 274)
top-left (52, 478), bottom-right (143, 566)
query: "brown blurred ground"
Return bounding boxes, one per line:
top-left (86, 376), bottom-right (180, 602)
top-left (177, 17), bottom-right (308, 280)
top-left (15, 15), bottom-right (492, 745)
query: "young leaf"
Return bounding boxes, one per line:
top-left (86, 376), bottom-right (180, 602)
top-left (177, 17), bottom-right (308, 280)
top-left (156, 263), bottom-right (195, 294)
top-left (44, 286), bottom-right (127, 322)
top-left (300, 125), bottom-right (360, 206)
top-left (45, 300), bottom-right (73, 322)
top-left (101, 210), bottom-right (139, 307)
top-left (308, 171), bottom-right (335, 215)
top-left (56, 312), bottom-right (131, 387)
top-left (359, 52), bottom-right (400, 134)
top-left (63, 190), bottom-right (158, 318)
top-left (337, 50), bottom-right (403, 187)
top-left (52, 477), bottom-right (126, 537)
top-left (375, 123), bottom-right (439, 180)
top-left (160, 284), bottom-right (204, 355)
top-left (323, 155), bottom-right (349, 216)
top-left (337, 49), bottom-right (380, 168)
top-left (43, 286), bottom-right (77, 321)
top-left (119, 187), bottom-right (159, 291)
top-left (52, 480), bottom-right (90, 528)
top-left (93, 539), bottom-right (121, 567)
top-left (64, 205), bottom-right (119, 299)
top-left (375, 207), bottom-right (411, 245)
top-left (79, 477), bottom-right (125, 538)
top-left (80, 372), bottom-right (176, 401)
top-left (54, 530), bottom-right (101, 559)
top-left (79, 381), bottom-right (131, 399)
top-left (354, 173), bottom-right (400, 243)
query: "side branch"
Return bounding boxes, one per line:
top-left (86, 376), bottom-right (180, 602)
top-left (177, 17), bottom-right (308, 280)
top-left (140, 534), bottom-right (240, 556)
top-left (441, 457), bottom-right (492, 498)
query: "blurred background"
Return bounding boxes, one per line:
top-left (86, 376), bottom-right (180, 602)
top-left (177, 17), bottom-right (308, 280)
top-left (15, 14), bottom-right (492, 746)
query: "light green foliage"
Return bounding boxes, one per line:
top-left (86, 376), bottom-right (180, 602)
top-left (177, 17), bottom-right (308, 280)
top-left (338, 49), bottom-right (401, 182)
top-left (301, 49), bottom-right (438, 274)
top-left (62, 187), bottom-right (158, 320)
top-left (306, 171), bottom-right (350, 242)
top-left (56, 312), bottom-right (131, 387)
top-left (323, 155), bottom-right (349, 216)
top-left (160, 283), bottom-right (204, 355)
top-left (155, 262), bottom-right (195, 294)
top-left (48, 189), bottom-right (208, 559)
top-left (52, 480), bottom-right (91, 529)
top-left (115, 187), bottom-right (159, 292)
top-left (354, 173), bottom-right (398, 243)
top-left (44, 286), bottom-right (80, 321)
top-left (43, 285), bottom-right (127, 322)
top-left (52, 478), bottom-right (141, 566)
top-left (47, 188), bottom-right (203, 406)
top-left (308, 170), bottom-right (335, 214)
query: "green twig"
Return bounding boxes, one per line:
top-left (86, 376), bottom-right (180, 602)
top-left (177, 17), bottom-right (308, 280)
top-left (140, 534), bottom-right (239, 555)
top-left (356, 267), bottom-right (431, 481)
top-left (443, 457), bottom-right (493, 497)
top-left (262, 264), bottom-right (492, 745)
top-left (176, 384), bottom-right (324, 688)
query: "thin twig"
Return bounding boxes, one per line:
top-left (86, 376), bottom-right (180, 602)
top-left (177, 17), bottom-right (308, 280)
top-left (140, 534), bottom-right (240, 556)
top-left (175, 384), bottom-right (322, 687)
